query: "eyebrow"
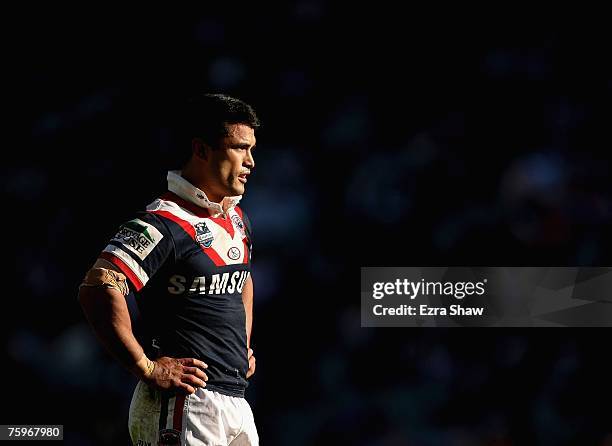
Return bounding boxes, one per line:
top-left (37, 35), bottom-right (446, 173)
top-left (233, 143), bottom-right (255, 149)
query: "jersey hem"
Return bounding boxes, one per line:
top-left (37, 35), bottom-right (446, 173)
top-left (203, 384), bottom-right (246, 398)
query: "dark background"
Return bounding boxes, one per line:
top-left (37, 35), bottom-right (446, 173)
top-left (5, 6), bottom-right (612, 445)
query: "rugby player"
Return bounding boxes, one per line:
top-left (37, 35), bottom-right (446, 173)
top-left (78, 93), bottom-right (260, 445)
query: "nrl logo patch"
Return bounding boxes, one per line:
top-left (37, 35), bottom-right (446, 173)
top-left (194, 222), bottom-right (214, 248)
top-left (231, 214), bottom-right (246, 237)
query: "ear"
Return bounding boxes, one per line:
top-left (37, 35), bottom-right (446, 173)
top-left (192, 138), bottom-right (209, 160)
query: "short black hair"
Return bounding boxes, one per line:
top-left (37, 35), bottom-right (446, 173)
top-left (184, 93), bottom-right (260, 148)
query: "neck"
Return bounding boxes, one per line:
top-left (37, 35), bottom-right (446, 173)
top-left (181, 164), bottom-right (223, 204)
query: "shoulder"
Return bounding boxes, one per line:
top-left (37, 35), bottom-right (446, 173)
top-left (233, 205), bottom-right (252, 231)
top-left (116, 212), bottom-right (170, 242)
top-left (233, 204), bottom-right (246, 219)
top-left (108, 209), bottom-right (174, 258)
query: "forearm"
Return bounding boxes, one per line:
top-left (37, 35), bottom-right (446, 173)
top-left (242, 275), bottom-right (253, 348)
top-left (78, 286), bottom-right (152, 379)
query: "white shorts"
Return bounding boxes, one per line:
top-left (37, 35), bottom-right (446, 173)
top-left (128, 381), bottom-right (259, 446)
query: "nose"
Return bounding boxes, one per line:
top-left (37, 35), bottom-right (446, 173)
top-left (245, 148), bottom-right (255, 170)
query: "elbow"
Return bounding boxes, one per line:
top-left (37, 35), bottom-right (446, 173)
top-left (77, 286), bottom-right (85, 304)
top-left (77, 286), bottom-right (92, 314)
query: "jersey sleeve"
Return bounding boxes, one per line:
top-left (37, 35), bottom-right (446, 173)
top-left (99, 212), bottom-right (174, 292)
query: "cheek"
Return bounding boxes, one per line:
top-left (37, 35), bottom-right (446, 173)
top-left (226, 158), bottom-right (242, 176)
top-left (219, 162), bottom-right (238, 182)
top-left (218, 160), bottom-right (232, 175)
top-left (215, 153), bottom-right (242, 182)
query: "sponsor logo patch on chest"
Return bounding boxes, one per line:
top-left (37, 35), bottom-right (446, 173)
top-left (168, 271), bottom-right (250, 295)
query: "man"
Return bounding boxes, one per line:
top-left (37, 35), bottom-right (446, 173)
top-left (79, 93), bottom-right (260, 445)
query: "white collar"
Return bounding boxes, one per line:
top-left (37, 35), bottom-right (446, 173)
top-left (167, 170), bottom-right (242, 215)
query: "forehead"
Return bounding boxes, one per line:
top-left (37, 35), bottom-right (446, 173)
top-left (224, 123), bottom-right (256, 146)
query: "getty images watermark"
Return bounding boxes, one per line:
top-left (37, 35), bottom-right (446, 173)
top-left (372, 277), bottom-right (487, 317)
top-left (361, 267), bottom-right (612, 327)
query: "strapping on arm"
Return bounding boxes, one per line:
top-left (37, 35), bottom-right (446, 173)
top-left (80, 263), bottom-right (130, 296)
top-left (134, 353), bottom-right (156, 378)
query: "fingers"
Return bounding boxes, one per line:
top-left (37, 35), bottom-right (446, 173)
top-left (247, 354), bottom-right (256, 378)
top-left (176, 359), bottom-right (208, 390)
top-left (177, 382), bottom-right (196, 395)
top-left (178, 357), bottom-right (208, 371)
top-left (182, 366), bottom-right (208, 382)
top-left (181, 373), bottom-right (206, 389)
top-left (151, 357), bottom-right (210, 394)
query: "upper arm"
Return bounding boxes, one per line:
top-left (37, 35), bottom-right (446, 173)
top-left (78, 281), bottom-right (130, 327)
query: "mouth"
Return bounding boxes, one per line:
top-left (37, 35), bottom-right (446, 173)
top-left (238, 172), bottom-right (249, 184)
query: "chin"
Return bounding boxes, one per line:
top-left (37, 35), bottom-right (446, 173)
top-left (229, 186), bottom-right (245, 196)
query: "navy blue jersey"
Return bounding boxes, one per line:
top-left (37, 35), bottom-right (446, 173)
top-left (100, 172), bottom-right (253, 397)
